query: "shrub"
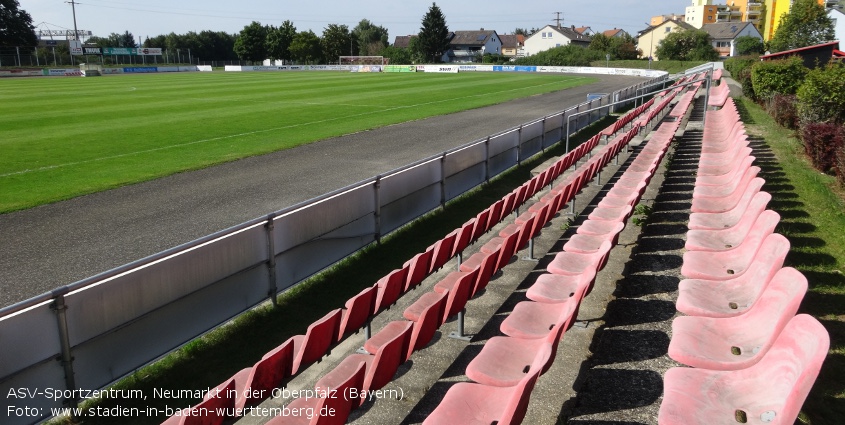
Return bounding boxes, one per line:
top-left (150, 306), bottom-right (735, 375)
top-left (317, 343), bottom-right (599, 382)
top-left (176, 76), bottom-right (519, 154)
top-left (767, 94), bottom-right (799, 129)
top-left (724, 55), bottom-right (758, 77)
top-left (514, 45), bottom-right (604, 67)
top-left (796, 64), bottom-right (845, 126)
top-left (750, 57), bottom-right (808, 100)
top-left (802, 122), bottom-right (845, 174)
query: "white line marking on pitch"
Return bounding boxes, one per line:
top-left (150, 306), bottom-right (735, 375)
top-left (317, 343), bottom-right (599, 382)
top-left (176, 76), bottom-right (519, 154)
top-left (1, 78), bottom-right (583, 178)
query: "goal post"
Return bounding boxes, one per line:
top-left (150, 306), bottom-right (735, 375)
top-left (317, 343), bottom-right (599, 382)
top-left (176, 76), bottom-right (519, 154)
top-left (339, 56), bottom-right (388, 65)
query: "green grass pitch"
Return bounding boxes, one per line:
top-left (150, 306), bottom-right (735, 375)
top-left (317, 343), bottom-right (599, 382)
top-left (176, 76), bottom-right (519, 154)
top-left (0, 71), bottom-right (596, 213)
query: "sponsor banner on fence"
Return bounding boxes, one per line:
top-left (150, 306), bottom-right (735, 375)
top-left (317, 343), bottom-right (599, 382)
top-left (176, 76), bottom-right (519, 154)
top-left (384, 65), bottom-right (417, 73)
top-left (422, 65), bottom-right (459, 73)
top-left (457, 65), bottom-right (495, 72)
top-left (104, 47), bottom-right (136, 55)
top-left (197, 65), bottom-right (213, 72)
top-left (0, 69), bottom-right (44, 77)
top-left (350, 65), bottom-right (382, 73)
top-left (46, 69), bottom-right (83, 76)
top-left (136, 47), bottom-right (162, 56)
top-left (83, 47), bottom-right (102, 55)
top-left (123, 67), bottom-right (158, 73)
top-left (493, 65), bottom-right (537, 72)
top-left (101, 68), bottom-right (124, 74)
top-left (70, 40), bottom-right (83, 56)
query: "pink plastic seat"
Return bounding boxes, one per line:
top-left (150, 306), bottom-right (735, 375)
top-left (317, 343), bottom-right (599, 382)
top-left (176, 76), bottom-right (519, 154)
top-left (423, 344), bottom-right (552, 425)
top-left (526, 270), bottom-right (597, 304)
top-left (462, 231), bottom-right (518, 273)
top-left (563, 222), bottom-right (624, 254)
top-left (668, 267), bottom-right (807, 370)
top-left (267, 361), bottom-right (366, 425)
top-left (688, 191), bottom-right (770, 231)
top-left (676, 237), bottom-right (791, 318)
top-left (451, 221), bottom-right (475, 259)
top-left (681, 217), bottom-right (780, 281)
top-left (466, 329), bottom-right (564, 387)
top-left (658, 315), bottom-right (829, 425)
top-left (695, 156), bottom-right (755, 187)
top-left (684, 209), bottom-right (778, 252)
top-left (289, 309), bottom-right (342, 374)
top-left (692, 166), bottom-right (759, 200)
top-left (365, 292), bottom-right (447, 361)
top-left (587, 205), bottom-right (634, 222)
top-left (548, 240), bottom-right (613, 276)
top-left (577, 219), bottom-right (627, 237)
top-left (696, 150), bottom-right (752, 176)
top-left (163, 379), bottom-right (235, 424)
top-left (208, 339), bottom-right (293, 413)
top-left (323, 321), bottom-right (412, 408)
top-left (691, 177), bottom-right (765, 214)
top-left (499, 296), bottom-right (582, 340)
top-left (373, 267), bottom-right (407, 314)
top-left (338, 286), bottom-right (377, 340)
top-left (481, 214), bottom-right (536, 255)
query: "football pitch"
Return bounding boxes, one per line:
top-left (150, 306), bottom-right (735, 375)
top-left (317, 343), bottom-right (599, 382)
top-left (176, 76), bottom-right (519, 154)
top-left (0, 71), bottom-right (596, 213)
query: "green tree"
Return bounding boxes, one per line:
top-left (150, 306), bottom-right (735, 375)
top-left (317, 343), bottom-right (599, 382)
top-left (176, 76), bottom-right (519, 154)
top-left (266, 20), bottom-right (296, 62)
top-left (322, 24), bottom-right (351, 63)
top-left (654, 29), bottom-right (718, 61)
top-left (0, 0), bottom-right (37, 47)
top-left (735, 35), bottom-right (764, 55)
top-left (769, 0), bottom-right (834, 52)
top-left (417, 2), bottom-right (450, 63)
top-left (588, 33), bottom-right (613, 54)
top-left (234, 21), bottom-right (269, 62)
top-left (289, 30), bottom-right (322, 64)
top-left (796, 64), bottom-right (845, 125)
top-left (351, 19), bottom-right (389, 56)
top-left (379, 45), bottom-right (413, 64)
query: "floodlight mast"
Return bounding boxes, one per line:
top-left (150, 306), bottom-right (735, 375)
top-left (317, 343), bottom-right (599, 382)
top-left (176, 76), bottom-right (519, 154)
top-left (68, 0), bottom-right (80, 41)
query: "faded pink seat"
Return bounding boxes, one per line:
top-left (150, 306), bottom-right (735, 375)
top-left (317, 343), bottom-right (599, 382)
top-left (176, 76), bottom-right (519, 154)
top-left (658, 314), bottom-right (829, 425)
top-left (338, 286), bottom-right (377, 340)
top-left (370, 292), bottom-right (447, 360)
top-left (694, 156), bottom-right (755, 187)
top-left (668, 267), bottom-right (807, 370)
top-left (163, 379), bottom-right (235, 424)
top-left (563, 222), bottom-right (624, 254)
top-left (526, 270), bottom-right (597, 304)
top-left (691, 177), bottom-right (765, 214)
top-left (289, 309), bottom-right (342, 374)
top-left (373, 267), bottom-right (407, 314)
top-left (687, 191), bottom-right (770, 231)
top-left (267, 361), bottom-right (366, 425)
top-left (499, 295), bottom-right (583, 340)
top-left (436, 250), bottom-right (497, 298)
top-left (323, 321), bottom-right (412, 408)
top-left (696, 150), bottom-right (752, 176)
top-left (692, 166), bottom-right (759, 200)
top-left (677, 235), bottom-right (790, 318)
top-left (681, 218), bottom-right (780, 281)
top-left (684, 209), bottom-right (777, 252)
top-left (423, 344), bottom-right (552, 425)
top-left (548, 240), bottom-right (612, 277)
top-left (577, 219), bottom-right (627, 237)
top-left (587, 205), bottom-right (634, 222)
top-left (482, 214), bottom-right (537, 256)
top-left (463, 231), bottom-right (518, 274)
top-left (208, 339), bottom-right (292, 413)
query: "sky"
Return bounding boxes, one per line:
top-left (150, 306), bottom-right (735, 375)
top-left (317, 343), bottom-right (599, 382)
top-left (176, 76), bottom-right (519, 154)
top-left (21, 0), bottom-right (694, 43)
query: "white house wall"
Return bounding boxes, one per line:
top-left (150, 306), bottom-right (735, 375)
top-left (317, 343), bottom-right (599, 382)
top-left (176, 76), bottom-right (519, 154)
top-left (830, 9), bottom-right (845, 45)
top-left (523, 26), bottom-right (572, 56)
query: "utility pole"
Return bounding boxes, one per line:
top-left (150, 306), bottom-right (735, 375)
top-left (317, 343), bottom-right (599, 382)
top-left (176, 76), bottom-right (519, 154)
top-left (553, 12), bottom-right (563, 29)
top-left (67, 0), bottom-right (80, 41)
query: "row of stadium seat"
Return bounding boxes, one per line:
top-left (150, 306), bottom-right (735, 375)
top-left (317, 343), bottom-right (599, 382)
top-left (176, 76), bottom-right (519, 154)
top-left (158, 82), bottom-right (683, 425)
top-left (658, 97), bottom-right (830, 424)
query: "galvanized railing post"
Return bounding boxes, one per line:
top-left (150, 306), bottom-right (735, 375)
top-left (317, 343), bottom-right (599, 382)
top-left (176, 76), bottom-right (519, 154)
top-left (440, 152), bottom-right (447, 207)
top-left (373, 175), bottom-right (382, 244)
top-left (484, 136), bottom-right (491, 183)
top-left (516, 125), bottom-right (523, 165)
top-left (265, 213), bottom-right (278, 306)
top-left (51, 288), bottom-right (79, 417)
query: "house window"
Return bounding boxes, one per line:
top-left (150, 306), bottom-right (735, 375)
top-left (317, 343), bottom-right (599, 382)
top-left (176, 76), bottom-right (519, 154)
top-left (665, 27), bottom-right (671, 33)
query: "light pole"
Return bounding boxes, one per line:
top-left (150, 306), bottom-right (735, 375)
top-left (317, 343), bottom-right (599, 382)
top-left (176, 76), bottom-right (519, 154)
top-left (66, 0), bottom-right (81, 65)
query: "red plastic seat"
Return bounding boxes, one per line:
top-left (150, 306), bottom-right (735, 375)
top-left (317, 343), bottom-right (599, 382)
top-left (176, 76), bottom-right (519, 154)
top-left (365, 293), bottom-right (447, 361)
top-left (428, 231), bottom-right (457, 274)
top-left (681, 217), bottom-right (780, 281)
top-left (563, 222), bottom-right (624, 254)
top-left (587, 205), bottom-right (634, 222)
top-left (373, 267), bottom-right (407, 314)
top-left (676, 237), bottom-right (790, 318)
top-left (162, 379), bottom-right (235, 424)
top-left (451, 221), bottom-right (475, 259)
top-left (481, 214), bottom-right (536, 255)
top-left (208, 338), bottom-right (293, 413)
top-left (658, 315), bottom-right (829, 425)
top-left (322, 321), bottom-right (412, 409)
top-left (338, 286), bottom-right (377, 340)
top-left (669, 267), bottom-right (807, 370)
top-left (404, 250), bottom-right (434, 292)
top-left (267, 361), bottom-right (366, 425)
top-left (289, 309), bottom-right (342, 374)
top-left (463, 231), bottom-right (518, 273)
top-left (577, 219), bottom-right (627, 237)
top-left (684, 209), bottom-right (777, 252)
top-left (423, 344), bottom-right (552, 425)
top-left (548, 240), bottom-right (613, 276)
top-left (687, 191), bottom-right (770, 231)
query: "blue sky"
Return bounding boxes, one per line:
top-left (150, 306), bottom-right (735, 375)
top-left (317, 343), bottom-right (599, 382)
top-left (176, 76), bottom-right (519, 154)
top-left (22, 0), bottom-right (692, 42)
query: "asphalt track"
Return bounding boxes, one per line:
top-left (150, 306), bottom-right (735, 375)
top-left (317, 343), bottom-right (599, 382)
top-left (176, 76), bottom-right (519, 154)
top-left (0, 74), bottom-right (648, 308)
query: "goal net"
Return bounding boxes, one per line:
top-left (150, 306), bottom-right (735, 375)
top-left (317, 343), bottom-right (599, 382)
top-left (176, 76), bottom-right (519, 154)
top-left (339, 56), bottom-right (388, 65)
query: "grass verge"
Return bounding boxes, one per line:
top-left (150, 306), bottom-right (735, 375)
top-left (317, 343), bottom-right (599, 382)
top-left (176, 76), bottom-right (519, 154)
top-left (736, 97), bottom-right (845, 425)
